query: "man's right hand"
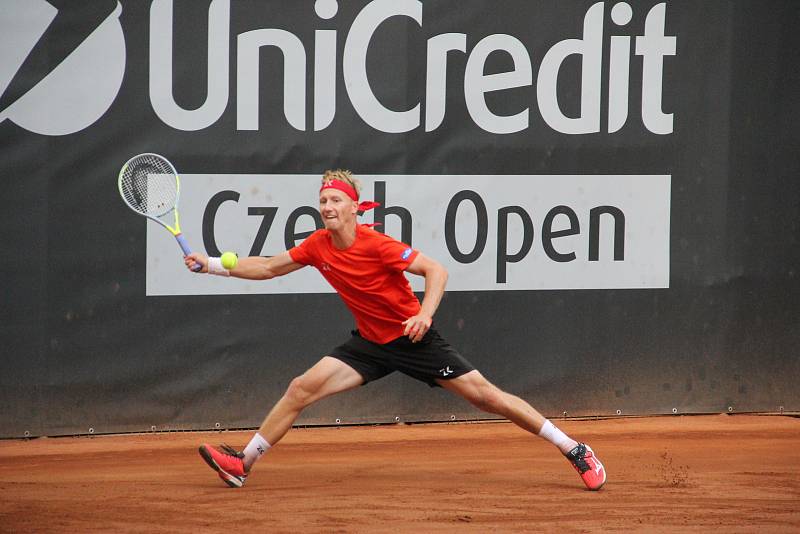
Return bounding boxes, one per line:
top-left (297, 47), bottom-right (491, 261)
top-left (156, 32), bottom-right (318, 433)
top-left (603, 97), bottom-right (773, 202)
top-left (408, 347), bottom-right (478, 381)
top-left (184, 253), bottom-right (208, 273)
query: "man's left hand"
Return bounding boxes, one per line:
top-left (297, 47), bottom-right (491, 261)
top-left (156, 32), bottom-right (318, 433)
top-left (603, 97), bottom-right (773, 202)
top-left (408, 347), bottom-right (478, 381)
top-left (402, 312), bottom-right (432, 343)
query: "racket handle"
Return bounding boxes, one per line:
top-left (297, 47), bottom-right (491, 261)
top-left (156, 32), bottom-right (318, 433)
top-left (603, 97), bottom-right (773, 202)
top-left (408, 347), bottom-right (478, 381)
top-left (175, 233), bottom-right (202, 272)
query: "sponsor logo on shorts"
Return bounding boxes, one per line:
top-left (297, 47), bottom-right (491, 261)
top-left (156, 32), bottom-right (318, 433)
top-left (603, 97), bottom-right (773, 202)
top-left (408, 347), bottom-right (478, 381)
top-left (401, 247), bottom-right (413, 260)
top-left (440, 366), bottom-right (454, 376)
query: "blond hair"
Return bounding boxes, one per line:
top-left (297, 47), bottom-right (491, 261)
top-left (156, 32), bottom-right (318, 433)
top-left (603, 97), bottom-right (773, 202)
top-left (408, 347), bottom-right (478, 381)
top-left (322, 169), bottom-right (361, 197)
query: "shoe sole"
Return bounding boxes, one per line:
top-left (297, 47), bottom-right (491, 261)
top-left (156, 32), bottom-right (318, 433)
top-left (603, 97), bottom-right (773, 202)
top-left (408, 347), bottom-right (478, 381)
top-left (198, 445), bottom-right (245, 488)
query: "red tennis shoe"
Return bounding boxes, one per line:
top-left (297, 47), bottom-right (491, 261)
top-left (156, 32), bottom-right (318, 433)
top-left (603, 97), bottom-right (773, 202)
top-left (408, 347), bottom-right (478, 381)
top-left (199, 443), bottom-right (247, 488)
top-left (566, 443), bottom-right (606, 490)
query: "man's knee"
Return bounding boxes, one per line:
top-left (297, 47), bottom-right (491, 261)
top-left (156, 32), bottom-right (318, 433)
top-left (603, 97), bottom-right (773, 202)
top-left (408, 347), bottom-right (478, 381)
top-left (285, 374), bottom-right (317, 408)
top-left (467, 383), bottom-right (506, 414)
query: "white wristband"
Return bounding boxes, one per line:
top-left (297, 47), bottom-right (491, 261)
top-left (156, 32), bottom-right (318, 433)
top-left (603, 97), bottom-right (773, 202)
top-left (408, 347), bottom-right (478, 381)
top-left (207, 257), bottom-right (230, 277)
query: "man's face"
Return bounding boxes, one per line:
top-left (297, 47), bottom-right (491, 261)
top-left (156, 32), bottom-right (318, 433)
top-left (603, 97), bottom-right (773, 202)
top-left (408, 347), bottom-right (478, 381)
top-left (319, 188), bottom-right (357, 231)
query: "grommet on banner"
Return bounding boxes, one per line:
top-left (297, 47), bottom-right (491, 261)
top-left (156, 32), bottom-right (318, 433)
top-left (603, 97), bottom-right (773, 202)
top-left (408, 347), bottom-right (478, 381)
top-left (727, 406), bottom-right (733, 413)
top-left (450, 414), bottom-right (456, 421)
top-left (335, 418), bottom-right (341, 424)
top-left (394, 416), bottom-right (400, 422)
top-left (88, 427), bottom-right (95, 434)
top-left (24, 430), bottom-right (31, 438)
top-left (214, 422), bottom-right (221, 430)
top-left (616, 409), bottom-right (622, 415)
top-left (562, 411), bottom-right (568, 417)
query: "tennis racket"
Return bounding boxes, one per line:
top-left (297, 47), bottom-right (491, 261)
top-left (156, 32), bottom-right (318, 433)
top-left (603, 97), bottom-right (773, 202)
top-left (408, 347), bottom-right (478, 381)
top-left (117, 153), bottom-right (201, 271)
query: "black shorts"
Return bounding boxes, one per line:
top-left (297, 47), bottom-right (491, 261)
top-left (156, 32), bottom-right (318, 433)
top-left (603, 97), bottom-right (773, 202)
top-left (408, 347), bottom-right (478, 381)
top-left (329, 328), bottom-right (475, 387)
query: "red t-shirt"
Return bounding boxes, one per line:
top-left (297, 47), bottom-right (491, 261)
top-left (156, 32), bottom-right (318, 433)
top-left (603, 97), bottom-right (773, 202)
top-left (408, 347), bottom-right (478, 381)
top-left (289, 225), bottom-right (421, 344)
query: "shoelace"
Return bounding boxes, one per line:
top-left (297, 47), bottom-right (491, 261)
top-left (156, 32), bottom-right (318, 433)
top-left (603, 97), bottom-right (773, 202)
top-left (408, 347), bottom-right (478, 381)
top-left (220, 443), bottom-right (244, 459)
top-left (568, 445), bottom-right (591, 473)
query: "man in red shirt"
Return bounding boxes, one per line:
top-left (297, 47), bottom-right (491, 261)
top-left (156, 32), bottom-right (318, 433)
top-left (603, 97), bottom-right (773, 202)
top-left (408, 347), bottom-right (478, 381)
top-left (185, 170), bottom-right (606, 491)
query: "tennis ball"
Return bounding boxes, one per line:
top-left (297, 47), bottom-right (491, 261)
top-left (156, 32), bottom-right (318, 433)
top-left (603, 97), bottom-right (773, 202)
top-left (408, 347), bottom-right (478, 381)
top-left (221, 252), bottom-right (238, 270)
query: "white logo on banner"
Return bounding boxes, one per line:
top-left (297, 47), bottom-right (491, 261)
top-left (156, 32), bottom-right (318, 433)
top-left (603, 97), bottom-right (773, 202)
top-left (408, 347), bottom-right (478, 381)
top-left (0, 1), bottom-right (125, 136)
top-left (149, 0), bottom-right (675, 134)
top-left (1, 0), bottom-right (674, 136)
top-left (145, 174), bottom-right (671, 296)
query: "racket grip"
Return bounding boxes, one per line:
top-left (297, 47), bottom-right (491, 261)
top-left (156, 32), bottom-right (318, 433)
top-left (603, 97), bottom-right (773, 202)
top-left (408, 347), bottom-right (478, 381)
top-left (175, 233), bottom-right (202, 272)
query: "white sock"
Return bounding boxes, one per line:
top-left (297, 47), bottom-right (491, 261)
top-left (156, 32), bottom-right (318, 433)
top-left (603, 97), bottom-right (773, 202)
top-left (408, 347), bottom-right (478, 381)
top-left (242, 432), bottom-right (271, 470)
top-left (538, 420), bottom-right (578, 455)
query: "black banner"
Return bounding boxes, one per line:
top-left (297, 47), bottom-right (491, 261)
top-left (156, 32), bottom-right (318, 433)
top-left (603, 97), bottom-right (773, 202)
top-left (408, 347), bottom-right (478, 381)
top-left (1, 0), bottom-right (798, 437)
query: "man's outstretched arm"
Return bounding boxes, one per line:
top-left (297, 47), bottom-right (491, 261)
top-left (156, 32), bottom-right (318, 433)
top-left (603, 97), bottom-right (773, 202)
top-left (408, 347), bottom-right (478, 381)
top-left (184, 251), bottom-right (305, 280)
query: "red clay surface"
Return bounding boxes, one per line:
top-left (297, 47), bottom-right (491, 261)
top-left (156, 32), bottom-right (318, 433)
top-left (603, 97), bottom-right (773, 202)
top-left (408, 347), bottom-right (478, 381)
top-left (1, 415), bottom-right (799, 533)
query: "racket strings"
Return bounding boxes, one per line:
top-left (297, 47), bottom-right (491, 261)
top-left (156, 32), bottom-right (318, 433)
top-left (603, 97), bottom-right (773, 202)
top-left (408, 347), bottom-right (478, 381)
top-left (120, 155), bottom-right (178, 217)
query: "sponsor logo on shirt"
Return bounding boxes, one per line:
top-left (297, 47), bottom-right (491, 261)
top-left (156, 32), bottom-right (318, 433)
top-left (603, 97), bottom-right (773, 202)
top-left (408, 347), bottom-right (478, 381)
top-left (401, 247), bottom-right (413, 261)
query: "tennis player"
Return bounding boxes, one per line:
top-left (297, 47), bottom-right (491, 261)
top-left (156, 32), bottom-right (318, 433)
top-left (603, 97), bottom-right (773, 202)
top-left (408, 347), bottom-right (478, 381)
top-left (185, 170), bottom-right (606, 491)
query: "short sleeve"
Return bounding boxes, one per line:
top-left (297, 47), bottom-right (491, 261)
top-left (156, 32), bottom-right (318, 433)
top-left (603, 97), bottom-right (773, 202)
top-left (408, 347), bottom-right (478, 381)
top-left (377, 234), bottom-right (419, 271)
top-left (288, 230), bottom-right (324, 266)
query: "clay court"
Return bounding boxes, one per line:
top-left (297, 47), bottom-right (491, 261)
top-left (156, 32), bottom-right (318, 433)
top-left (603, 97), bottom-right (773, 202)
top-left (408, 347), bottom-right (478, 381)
top-left (1, 414), bottom-right (798, 533)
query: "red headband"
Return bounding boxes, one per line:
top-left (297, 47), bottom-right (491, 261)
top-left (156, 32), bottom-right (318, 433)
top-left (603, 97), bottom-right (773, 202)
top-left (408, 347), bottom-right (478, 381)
top-left (321, 179), bottom-right (358, 201)
top-left (320, 179), bottom-right (380, 213)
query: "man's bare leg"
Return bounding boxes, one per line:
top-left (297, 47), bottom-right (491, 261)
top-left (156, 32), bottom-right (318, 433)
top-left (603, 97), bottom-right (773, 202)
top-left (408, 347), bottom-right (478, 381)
top-left (437, 370), bottom-right (577, 452)
top-left (198, 357), bottom-right (362, 486)
top-left (257, 356), bottom-right (363, 447)
top-left (437, 369), bottom-right (607, 490)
